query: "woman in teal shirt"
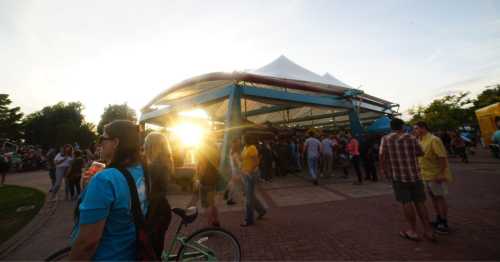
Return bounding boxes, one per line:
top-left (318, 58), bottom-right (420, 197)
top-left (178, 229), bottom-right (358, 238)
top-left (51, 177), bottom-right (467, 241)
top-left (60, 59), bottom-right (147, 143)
top-left (69, 120), bottom-right (148, 261)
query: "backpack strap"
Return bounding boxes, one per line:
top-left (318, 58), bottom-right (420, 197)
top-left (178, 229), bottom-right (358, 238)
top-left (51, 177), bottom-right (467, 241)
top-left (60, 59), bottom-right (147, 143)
top-left (117, 167), bottom-right (145, 227)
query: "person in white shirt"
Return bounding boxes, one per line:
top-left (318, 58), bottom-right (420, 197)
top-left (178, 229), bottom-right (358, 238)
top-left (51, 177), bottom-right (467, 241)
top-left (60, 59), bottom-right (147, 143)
top-left (50, 144), bottom-right (73, 200)
top-left (303, 131), bottom-right (322, 185)
top-left (321, 135), bottom-right (335, 177)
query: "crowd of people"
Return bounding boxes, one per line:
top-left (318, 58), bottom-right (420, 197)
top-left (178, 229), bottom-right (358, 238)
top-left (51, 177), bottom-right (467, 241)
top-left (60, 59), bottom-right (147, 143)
top-left (243, 130), bottom-right (382, 186)
top-left (45, 143), bottom-right (99, 200)
top-left (0, 144), bottom-right (45, 182)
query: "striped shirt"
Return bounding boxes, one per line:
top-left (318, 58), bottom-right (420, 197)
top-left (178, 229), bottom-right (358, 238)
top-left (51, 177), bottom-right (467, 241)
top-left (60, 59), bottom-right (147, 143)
top-left (379, 132), bottom-right (423, 182)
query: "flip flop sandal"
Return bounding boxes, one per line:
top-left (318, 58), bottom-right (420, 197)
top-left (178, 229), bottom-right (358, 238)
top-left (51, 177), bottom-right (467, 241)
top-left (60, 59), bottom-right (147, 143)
top-left (399, 231), bottom-right (420, 242)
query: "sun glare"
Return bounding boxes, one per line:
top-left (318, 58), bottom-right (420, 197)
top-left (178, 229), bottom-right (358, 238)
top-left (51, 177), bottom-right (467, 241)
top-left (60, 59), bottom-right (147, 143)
top-left (170, 123), bottom-right (204, 148)
top-left (179, 108), bottom-right (210, 119)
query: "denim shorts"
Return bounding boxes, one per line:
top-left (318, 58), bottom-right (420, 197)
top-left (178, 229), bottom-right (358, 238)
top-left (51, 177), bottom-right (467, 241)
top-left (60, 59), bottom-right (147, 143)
top-left (392, 180), bottom-right (426, 204)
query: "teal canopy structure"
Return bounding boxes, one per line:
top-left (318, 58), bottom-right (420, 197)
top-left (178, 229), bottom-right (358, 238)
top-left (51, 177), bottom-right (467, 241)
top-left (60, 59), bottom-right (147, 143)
top-left (140, 55), bottom-right (399, 174)
top-left (366, 116), bottom-right (392, 134)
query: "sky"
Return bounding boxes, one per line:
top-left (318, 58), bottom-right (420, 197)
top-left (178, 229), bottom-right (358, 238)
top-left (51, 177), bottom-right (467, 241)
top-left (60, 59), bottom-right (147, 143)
top-left (1, 0), bottom-right (499, 124)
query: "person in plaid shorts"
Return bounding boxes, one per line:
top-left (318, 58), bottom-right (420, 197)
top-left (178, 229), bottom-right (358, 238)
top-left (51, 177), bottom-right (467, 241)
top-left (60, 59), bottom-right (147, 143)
top-left (379, 118), bottom-right (436, 242)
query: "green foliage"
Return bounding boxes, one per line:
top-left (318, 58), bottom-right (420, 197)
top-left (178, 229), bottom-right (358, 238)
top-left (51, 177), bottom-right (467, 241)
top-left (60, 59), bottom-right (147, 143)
top-left (408, 85), bottom-right (500, 131)
top-left (22, 102), bottom-right (97, 148)
top-left (97, 103), bottom-right (137, 134)
top-left (471, 84), bottom-right (500, 110)
top-left (0, 94), bottom-right (24, 140)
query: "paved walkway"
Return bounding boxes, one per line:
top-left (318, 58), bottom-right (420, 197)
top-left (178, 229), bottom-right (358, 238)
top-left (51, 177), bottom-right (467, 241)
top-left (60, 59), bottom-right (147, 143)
top-left (2, 148), bottom-right (500, 260)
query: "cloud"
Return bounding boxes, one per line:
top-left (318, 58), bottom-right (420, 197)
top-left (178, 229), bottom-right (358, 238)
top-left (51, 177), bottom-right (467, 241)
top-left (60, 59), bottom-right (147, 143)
top-left (425, 48), bottom-right (443, 64)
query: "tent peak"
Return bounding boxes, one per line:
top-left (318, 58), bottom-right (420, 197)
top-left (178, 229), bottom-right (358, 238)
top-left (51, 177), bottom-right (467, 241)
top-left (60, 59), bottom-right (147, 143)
top-left (322, 72), bottom-right (351, 88)
top-left (252, 55), bottom-right (327, 84)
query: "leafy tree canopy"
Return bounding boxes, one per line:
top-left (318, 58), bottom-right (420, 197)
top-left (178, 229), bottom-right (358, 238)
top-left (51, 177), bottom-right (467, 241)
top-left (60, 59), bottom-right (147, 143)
top-left (0, 94), bottom-right (24, 140)
top-left (22, 102), bottom-right (96, 149)
top-left (408, 85), bottom-right (500, 131)
top-left (97, 103), bottom-right (137, 134)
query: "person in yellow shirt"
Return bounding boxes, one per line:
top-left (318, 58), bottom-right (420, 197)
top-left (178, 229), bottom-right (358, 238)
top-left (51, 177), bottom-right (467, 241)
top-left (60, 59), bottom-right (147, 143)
top-left (240, 134), bottom-right (266, 227)
top-left (414, 121), bottom-right (452, 234)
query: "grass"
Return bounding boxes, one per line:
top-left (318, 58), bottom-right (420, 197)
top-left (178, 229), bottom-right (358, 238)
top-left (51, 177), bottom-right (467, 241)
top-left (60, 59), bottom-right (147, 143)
top-left (0, 185), bottom-right (45, 244)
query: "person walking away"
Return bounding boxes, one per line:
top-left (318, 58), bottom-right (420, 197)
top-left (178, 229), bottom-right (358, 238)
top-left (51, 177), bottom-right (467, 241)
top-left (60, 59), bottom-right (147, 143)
top-left (346, 133), bottom-right (363, 185)
top-left (50, 144), bottom-right (73, 200)
top-left (46, 148), bottom-right (57, 190)
top-left (144, 132), bottom-right (174, 254)
top-left (70, 120), bottom-right (149, 260)
top-left (414, 121), bottom-right (453, 235)
top-left (379, 118), bottom-right (435, 242)
top-left (362, 135), bottom-right (378, 182)
top-left (259, 139), bottom-right (273, 182)
top-left (335, 135), bottom-right (351, 178)
top-left (240, 135), bottom-right (266, 227)
top-left (196, 137), bottom-right (221, 227)
top-left (276, 136), bottom-right (290, 177)
top-left (294, 138), bottom-right (303, 171)
top-left (451, 131), bottom-right (468, 163)
top-left (270, 139), bottom-right (280, 177)
top-left (303, 131), bottom-right (322, 185)
top-left (321, 134), bottom-right (335, 177)
top-left (440, 131), bottom-right (452, 155)
top-left (225, 138), bottom-right (243, 205)
top-left (288, 138), bottom-right (298, 172)
top-left (67, 150), bottom-right (84, 200)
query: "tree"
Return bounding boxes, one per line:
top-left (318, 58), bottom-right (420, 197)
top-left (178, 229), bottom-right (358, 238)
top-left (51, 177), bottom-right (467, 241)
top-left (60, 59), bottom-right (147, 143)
top-left (471, 84), bottom-right (500, 110)
top-left (0, 94), bottom-right (24, 140)
top-left (23, 102), bottom-right (97, 149)
top-left (97, 103), bottom-right (137, 134)
top-left (408, 84), bottom-right (500, 131)
top-left (408, 92), bottom-right (473, 131)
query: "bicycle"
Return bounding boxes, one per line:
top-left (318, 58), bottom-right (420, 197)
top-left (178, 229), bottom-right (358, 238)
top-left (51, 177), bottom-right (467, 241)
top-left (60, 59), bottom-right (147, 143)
top-left (45, 206), bottom-right (241, 261)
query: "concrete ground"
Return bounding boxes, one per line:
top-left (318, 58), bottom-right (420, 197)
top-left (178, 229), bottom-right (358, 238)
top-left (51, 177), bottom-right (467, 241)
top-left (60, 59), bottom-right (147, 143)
top-left (2, 148), bottom-right (500, 260)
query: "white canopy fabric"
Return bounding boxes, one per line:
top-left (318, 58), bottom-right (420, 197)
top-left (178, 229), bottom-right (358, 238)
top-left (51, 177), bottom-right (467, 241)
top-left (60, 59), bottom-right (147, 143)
top-left (251, 55), bottom-right (352, 91)
top-left (322, 72), bottom-right (352, 89)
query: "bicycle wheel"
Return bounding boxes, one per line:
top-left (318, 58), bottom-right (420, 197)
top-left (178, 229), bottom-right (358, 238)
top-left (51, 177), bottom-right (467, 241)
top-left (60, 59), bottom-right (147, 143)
top-left (177, 227), bottom-right (241, 262)
top-left (44, 246), bottom-right (71, 261)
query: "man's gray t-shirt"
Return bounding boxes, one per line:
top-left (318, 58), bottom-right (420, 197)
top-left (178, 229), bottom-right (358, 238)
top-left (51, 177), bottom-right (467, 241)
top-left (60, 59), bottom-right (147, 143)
top-left (305, 137), bottom-right (322, 158)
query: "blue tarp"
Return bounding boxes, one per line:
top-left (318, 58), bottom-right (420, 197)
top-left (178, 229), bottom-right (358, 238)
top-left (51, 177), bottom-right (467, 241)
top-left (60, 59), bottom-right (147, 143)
top-left (367, 116), bottom-right (391, 134)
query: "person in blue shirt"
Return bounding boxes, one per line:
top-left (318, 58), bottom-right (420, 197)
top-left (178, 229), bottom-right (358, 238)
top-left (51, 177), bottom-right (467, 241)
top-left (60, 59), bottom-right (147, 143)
top-left (69, 120), bottom-right (148, 261)
top-left (492, 117), bottom-right (500, 145)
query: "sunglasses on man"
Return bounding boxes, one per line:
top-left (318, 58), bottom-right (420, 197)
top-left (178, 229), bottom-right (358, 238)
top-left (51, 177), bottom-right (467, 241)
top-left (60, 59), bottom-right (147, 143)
top-left (97, 136), bottom-right (114, 144)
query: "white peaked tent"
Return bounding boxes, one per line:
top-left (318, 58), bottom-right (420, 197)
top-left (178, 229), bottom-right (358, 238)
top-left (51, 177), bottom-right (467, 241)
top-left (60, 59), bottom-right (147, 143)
top-left (322, 72), bottom-right (352, 89)
top-left (251, 55), bottom-right (353, 92)
top-left (251, 55), bottom-right (330, 86)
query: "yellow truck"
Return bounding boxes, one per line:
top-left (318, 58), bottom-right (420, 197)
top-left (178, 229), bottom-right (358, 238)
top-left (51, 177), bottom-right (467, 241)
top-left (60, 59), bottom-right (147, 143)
top-left (475, 102), bottom-right (500, 145)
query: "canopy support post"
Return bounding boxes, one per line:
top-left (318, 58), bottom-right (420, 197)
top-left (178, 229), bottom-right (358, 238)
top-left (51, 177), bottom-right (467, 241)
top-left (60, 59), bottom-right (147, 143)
top-left (348, 108), bottom-right (364, 139)
top-left (219, 84), bottom-right (242, 177)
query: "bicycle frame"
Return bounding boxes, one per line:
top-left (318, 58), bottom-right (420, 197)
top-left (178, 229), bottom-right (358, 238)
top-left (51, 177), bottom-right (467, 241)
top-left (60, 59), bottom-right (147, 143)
top-left (161, 221), bottom-right (216, 261)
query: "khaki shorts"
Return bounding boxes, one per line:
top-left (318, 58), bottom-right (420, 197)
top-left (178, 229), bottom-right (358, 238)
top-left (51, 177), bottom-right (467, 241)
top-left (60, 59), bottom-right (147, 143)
top-left (200, 184), bottom-right (216, 208)
top-left (425, 181), bottom-right (448, 197)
